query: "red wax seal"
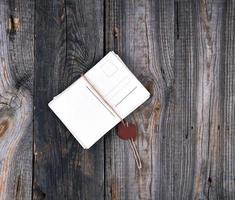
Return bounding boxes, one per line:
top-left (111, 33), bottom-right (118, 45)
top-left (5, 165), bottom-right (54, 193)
top-left (117, 122), bottom-right (137, 140)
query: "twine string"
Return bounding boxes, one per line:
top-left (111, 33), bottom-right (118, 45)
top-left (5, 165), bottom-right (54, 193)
top-left (82, 74), bottom-right (142, 169)
top-left (128, 138), bottom-right (142, 169)
top-left (126, 122), bottom-right (142, 169)
top-left (82, 74), bottom-right (125, 125)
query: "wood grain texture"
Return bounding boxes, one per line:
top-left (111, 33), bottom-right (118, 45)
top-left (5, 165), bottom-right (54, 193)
top-left (105, 0), bottom-right (174, 199)
top-left (192, 1), bottom-right (225, 199)
top-left (221, 1), bottom-right (235, 199)
top-left (105, 0), bottom-right (235, 199)
top-left (34, 0), bottom-right (104, 199)
top-left (0, 0), bottom-right (34, 199)
top-left (0, 0), bottom-right (234, 199)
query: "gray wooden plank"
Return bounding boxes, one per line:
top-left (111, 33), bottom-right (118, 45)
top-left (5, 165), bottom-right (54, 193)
top-left (191, 1), bottom-right (226, 199)
top-left (219, 1), bottom-right (235, 199)
top-left (172, 1), bottom-right (199, 199)
top-left (34, 0), bottom-right (104, 199)
top-left (156, 1), bottom-right (197, 198)
top-left (0, 0), bottom-right (34, 199)
top-left (104, 0), bottom-right (234, 199)
top-left (105, 0), bottom-right (174, 199)
top-left (187, 1), bottom-right (235, 199)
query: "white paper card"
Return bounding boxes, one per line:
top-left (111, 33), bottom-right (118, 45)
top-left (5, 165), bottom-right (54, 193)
top-left (48, 51), bottom-right (150, 149)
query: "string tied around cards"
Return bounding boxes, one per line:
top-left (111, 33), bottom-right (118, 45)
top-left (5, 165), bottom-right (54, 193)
top-left (82, 74), bottom-right (142, 169)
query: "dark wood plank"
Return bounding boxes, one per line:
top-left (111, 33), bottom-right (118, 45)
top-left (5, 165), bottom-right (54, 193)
top-left (34, 0), bottom-right (104, 199)
top-left (0, 0), bottom-right (34, 199)
top-left (171, 1), bottom-right (198, 199)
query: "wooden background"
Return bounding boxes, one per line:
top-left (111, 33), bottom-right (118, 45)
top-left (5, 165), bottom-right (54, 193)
top-left (0, 0), bottom-right (235, 199)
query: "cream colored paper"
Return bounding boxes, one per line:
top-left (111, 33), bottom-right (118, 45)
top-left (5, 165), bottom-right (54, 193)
top-left (48, 51), bottom-right (150, 149)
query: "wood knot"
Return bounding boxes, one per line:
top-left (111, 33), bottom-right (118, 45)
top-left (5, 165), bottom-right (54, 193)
top-left (113, 27), bottom-right (119, 38)
top-left (154, 101), bottom-right (161, 123)
top-left (144, 80), bottom-right (154, 94)
top-left (59, 6), bottom-right (65, 22)
top-left (8, 16), bottom-right (20, 33)
top-left (154, 101), bottom-right (161, 112)
top-left (0, 120), bottom-right (9, 137)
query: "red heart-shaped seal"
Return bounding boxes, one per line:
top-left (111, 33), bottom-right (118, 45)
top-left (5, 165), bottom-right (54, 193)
top-left (116, 122), bottom-right (137, 140)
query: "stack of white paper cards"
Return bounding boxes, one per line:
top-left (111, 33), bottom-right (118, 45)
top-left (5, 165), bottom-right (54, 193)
top-left (48, 51), bottom-right (150, 149)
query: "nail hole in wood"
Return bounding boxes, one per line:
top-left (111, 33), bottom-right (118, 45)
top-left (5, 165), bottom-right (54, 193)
top-left (208, 177), bottom-right (212, 183)
top-left (185, 133), bottom-right (188, 139)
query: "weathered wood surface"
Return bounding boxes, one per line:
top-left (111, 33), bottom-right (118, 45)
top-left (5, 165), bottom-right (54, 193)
top-left (105, 0), bottom-right (173, 199)
top-left (0, 0), bottom-right (235, 199)
top-left (0, 0), bottom-right (34, 199)
top-left (105, 0), bottom-right (235, 199)
top-left (34, 0), bottom-right (104, 199)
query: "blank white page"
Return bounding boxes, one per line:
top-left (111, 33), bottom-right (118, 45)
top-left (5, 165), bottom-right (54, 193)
top-left (85, 52), bottom-right (150, 119)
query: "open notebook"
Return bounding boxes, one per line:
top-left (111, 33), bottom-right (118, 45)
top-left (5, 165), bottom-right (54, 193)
top-left (48, 51), bottom-right (150, 149)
